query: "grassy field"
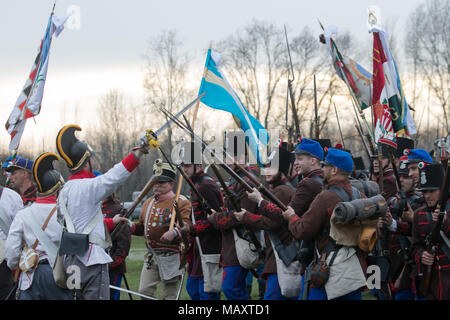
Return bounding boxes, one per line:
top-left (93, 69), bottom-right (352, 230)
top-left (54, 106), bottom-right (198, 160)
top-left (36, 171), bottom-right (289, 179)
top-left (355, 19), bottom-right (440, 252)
top-left (117, 235), bottom-right (375, 300)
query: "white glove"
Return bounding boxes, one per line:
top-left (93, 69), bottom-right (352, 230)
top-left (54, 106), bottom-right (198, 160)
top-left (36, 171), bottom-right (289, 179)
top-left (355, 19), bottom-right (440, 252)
top-left (246, 187), bottom-right (262, 203)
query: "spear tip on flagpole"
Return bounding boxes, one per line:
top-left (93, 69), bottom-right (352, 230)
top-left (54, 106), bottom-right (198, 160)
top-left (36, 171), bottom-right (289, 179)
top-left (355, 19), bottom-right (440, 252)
top-left (317, 18), bottom-right (325, 31)
top-left (52, 1), bottom-right (56, 14)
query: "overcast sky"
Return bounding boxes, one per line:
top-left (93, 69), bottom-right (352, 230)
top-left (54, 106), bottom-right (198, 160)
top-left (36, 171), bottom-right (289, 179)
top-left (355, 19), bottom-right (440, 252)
top-left (0, 0), bottom-right (425, 150)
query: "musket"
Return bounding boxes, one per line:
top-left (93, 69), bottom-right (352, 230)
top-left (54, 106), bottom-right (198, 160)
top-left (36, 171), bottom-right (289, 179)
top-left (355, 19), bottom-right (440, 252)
top-left (387, 150), bottom-right (412, 262)
top-left (333, 102), bottom-right (345, 149)
top-left (314, 74), bottom-right (320, 140)
top-left (419, 154), bottom-right (450, 296)
top-left (159, 106), bottom-right (288, 213)
top-left (284, 25), bottom-right (301, 139)
top-left (159, 147), bottom-right (214, 215)
top-left (375, 143), bottom-right (392, 300)
top-left (209, 162), bottom-right (262, 279)
top-left (110, 175), bottom-right (159, 238)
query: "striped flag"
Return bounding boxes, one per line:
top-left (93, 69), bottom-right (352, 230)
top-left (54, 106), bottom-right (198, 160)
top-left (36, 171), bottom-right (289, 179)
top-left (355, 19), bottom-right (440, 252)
top-left (371, 30), bottom-right (397, 148)
top-left (322, 25), bottom-right (373, 110)
top-left (5, 13), bottom-right (67, 152)
top-left (198, 48), bottom-right (269, 166)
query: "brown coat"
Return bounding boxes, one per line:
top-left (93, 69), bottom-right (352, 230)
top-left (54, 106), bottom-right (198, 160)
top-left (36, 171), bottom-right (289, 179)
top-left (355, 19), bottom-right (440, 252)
top-left (133, 194), bottom-right (192, 252)
top-left (239, 183), bottom-right (295, 277)
top-left (411, 202), bottom-right (450, 300)
top-left (209, 166), bottom-right (258, 267)
top-left (258, 168), bottom-right (323, 220)
top-left (287, 178), bottom-right (365, 253)
top-left (187, 171), bottom-right (223, 277)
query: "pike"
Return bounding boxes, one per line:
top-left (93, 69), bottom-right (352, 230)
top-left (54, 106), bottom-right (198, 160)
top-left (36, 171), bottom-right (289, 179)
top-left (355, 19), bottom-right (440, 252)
top-left (284, 25), bottom-right (300, 139)
top-left (333, 102), bottom-right (345, 149)
top-left (314, 74), bottom-right (320, 140)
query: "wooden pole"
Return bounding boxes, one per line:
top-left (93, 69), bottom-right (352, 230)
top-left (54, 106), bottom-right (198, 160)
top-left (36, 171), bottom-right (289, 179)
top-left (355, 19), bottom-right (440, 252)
top-left (169, 43), bottom-right (211, 230)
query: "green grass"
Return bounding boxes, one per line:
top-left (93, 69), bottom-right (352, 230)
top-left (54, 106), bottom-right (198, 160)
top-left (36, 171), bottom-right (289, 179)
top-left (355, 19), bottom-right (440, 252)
top-left (118, 235), bottom-right (376, 300)
top-left (117, 235), bottom-right (262, 300)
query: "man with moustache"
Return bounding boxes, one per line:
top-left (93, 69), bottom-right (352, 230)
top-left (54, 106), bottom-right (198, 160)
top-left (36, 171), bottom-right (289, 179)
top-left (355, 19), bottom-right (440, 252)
top-left (5, 156), bottom-right (37, 206)
top-left (132, 159), bottom-right (192, 300)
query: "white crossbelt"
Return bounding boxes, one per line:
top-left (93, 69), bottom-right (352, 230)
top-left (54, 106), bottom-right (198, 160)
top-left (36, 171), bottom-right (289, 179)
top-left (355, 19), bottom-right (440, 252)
top-left (26, 208), bottom-right (58, 266)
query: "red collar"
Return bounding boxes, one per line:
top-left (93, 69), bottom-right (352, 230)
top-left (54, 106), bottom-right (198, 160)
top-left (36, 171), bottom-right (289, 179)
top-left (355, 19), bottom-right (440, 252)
top-left (36, 195), bottom-right (57, 204)
top-left (69, 170), bottom-right (96, 180)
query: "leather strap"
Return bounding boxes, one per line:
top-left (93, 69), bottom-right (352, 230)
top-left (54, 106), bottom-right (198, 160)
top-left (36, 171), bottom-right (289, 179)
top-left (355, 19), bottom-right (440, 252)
top-left (31, 206), bottom-right (57, 250)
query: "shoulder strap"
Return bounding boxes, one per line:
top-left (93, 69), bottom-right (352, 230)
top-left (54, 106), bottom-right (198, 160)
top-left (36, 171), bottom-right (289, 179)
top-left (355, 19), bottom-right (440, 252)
top-left (328, 185), bottom-right (360, 202)
top-left (310, 174), bottom-right (324, 186)
top-left (328, 185), bottom-right (351, 202)
top-left (0, 186), bottom-right (4, 199)
top-left (31, 206), bottom-right (57, 250)
top-left (58, 194), bottom-right (76, 233)
top-left (26, 207), bottom-right (59, 266)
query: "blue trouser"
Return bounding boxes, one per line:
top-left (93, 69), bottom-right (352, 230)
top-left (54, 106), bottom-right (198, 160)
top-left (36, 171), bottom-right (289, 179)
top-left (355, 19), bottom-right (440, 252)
top-left (110, 273), bottom-right (123, 300)
top-left (264, 273), bottom-right (299, 300)
top-left (186, 275), bottom-right (220, 300)
top-left (222, 266), bottom-right (249, 300)
top-left (19, 264), bottom-right (73, 300)
top-left (308, 287), bottom-right (362, 300)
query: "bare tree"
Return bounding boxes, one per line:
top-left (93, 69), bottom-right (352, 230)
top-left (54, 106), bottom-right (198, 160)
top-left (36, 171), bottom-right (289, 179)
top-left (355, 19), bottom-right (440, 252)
top-left (216, 20), bottom-right (286, 129)
top-left (406, 0), bottom-right (450, 132)
top-left (290, 27), bottom-right (358, 140)
top-left (143, 29), bottom-right (193, 152)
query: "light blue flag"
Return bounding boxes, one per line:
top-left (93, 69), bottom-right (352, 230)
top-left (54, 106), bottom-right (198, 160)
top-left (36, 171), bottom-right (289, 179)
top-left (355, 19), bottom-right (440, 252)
top-left (198, 49), bottom-right (269, 165)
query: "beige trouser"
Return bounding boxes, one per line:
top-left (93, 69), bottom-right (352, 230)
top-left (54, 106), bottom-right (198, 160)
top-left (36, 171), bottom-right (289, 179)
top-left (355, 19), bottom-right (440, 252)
top-left (138, 252), bottom-right (180, 300)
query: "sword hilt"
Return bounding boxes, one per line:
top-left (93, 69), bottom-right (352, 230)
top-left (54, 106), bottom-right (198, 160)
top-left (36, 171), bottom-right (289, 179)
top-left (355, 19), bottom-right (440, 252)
top-left (144, 129), bottom-right (159, 150)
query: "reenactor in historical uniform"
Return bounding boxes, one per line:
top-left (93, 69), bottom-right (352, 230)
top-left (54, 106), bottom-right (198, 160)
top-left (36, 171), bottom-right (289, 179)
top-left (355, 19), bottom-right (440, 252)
top-left (411, 163), bottom-right (450, 300)
top-left (263, 138), bottom-right (324, 232)
top-left (101, 192), bottom-right (131, 300)
top-left (283, 148), bottom-right (367, 300)
top-left (238, 144), bottom-right (296, 300)
top-left (370, 145), bottom-right (399, 201)
top-left (402, 148), bottom-right (433, 188)
top-left (177, 142), bottom-right (224, 301)
top-left (55, 124), bottom-right (144, 300)
top-left (132, 159), bottom-right (192, 300)
top-left (0, 167), bottom-right (23, 300)
top-left (5, 156), bottom-right (37, 205)
top-left (5, 153), bottom-right (72, 300)
top-left (375, 137), bottom-right (418, 300)
top-left (207, 136), bottom-right (261, 300)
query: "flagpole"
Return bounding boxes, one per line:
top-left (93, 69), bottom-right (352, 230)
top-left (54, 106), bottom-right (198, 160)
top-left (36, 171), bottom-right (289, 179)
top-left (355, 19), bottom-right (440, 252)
top-left (169, 43), bottom-right (211, 231)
